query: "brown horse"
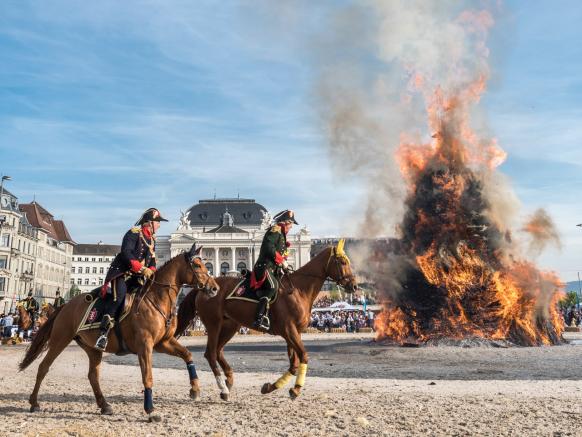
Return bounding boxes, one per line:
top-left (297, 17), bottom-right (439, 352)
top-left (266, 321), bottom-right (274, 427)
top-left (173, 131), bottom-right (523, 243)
top-left (19, 244), bottom-right (219, 422)
top-left (176, 239), bottom-right (357, 400)
top-left (16, 304), bottom-right (33, 332)
top-left (37, 304), bottom-right (55, 329)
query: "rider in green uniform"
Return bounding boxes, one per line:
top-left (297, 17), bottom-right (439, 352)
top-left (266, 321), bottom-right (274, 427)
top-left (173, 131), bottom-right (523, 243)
top-left (251, 210), bottom-right (298, 330)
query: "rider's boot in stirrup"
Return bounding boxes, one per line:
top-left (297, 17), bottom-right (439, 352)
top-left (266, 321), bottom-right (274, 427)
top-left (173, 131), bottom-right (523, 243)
top-left (95, 314), bottom-right (114, 351)
top-left (253, 297), bottom-right (270, 331)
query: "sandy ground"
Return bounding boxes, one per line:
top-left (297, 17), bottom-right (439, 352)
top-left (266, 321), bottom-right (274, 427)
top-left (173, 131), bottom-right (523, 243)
top-left (1, 333), bottom-right (582, 436)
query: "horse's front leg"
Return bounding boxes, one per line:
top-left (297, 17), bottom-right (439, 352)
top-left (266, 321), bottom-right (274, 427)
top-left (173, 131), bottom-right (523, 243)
top-left (137, 340), bottom-right (160, 422)
top-left (154, 337), bottom-right (201, 400)
top-left (261, 343), bottom-right (298, 395)
top-left (284, 326), bottom-right (309, 399)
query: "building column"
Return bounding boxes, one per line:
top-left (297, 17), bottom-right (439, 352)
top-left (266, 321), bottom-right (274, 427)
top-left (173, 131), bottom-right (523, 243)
top-left (214, 248), bottom-right (219, 277)
top-left (231, 247), bottom-right (236, 272)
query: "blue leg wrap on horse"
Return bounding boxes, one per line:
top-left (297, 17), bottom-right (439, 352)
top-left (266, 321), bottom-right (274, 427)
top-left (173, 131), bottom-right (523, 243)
top-left (187, 362), bottom-right (198, 381)
top-left (144, 388), bottom-right (153, 413)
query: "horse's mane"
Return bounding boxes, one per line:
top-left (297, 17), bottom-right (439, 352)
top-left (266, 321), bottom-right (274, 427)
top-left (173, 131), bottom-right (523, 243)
top-left (155, 251), bottom-right (187, 273)
top-left (293, 246), bottom-right (333, 277)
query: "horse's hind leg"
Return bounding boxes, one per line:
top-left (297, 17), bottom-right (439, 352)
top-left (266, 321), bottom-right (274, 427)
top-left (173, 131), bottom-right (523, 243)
top-left (261, 343), bottom-right (298, 395)
top-left (78, 343), bottom-right (112, 415)
top-left (29, 335), bottom-right (71, 412)
top-left (216, 319), bottom-right (239, 390)
top-left (155, 337), bottom-right (201, 401)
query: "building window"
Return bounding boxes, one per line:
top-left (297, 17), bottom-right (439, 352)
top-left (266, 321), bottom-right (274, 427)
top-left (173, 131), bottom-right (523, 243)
top-left (85, 257), bottom-right (89, 262)
top-left (205, 263), bottom-right (213, 276)
top-left (92, 257), bottom-right (96, 262)
top-left (99, 258), bottom-right (102, 262)
top-left (0, 277), bottom-right (4, 292)
top-left (77, 278), bottom-right (82, 285)
top-left (92, 267), bottom-right (97, 274)
top-left (0, 234), bottom-right (9, 247)
top-left (70, 278), bottom-right (75, 284)
top-left (85, 267), bottom-right (89, 274)
top-left (238, 249), bottom-right (245, 258)
top-left (220, 262), bottom-right (229, 275)
top-left (85, 279), bottom-right (89, 285)
top-left (99, 267), bottom-right (104, 274)
top-left (71, 266), bottom-right (75, 273)
top-left (237, 262), bottom-right (247, 273)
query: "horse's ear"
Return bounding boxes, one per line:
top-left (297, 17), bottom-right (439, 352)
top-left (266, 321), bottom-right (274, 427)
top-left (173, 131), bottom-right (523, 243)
top-left (187, 243), bottom-right (203, 260)
top-left (336, 239), bottom-right (345, 256)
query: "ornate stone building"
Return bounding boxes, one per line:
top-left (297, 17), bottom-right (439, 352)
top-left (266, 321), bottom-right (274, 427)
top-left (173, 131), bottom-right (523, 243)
top-left (0, 189), bottom-right (74, 312)
top-left (156, 198), bottom-right (312, 276)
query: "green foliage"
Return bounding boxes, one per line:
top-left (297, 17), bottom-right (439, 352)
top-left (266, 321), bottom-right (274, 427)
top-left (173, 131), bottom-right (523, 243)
top-left (559, 291), bottom-right (578, 309)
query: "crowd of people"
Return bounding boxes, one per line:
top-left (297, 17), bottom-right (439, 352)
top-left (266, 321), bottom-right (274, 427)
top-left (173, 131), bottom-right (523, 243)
top-left (561, 306), bottom-right (581, 327)
top-left (0, 312), bottom-right (18, 339)
top-left (310, 310), bottom-right (375, 332)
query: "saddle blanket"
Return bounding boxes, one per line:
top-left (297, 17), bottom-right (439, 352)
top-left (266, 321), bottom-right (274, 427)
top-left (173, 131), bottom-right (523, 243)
top-left (225, 276), bottom-right (278, 304)
top-left (77, 292), bottom-right (134, 332)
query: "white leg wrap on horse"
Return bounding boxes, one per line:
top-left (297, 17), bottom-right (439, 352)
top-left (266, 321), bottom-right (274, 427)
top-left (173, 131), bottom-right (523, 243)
top-left (215, 374), bottom-right (230, 395)
top-left (296, 363), bottom-right (308, 387)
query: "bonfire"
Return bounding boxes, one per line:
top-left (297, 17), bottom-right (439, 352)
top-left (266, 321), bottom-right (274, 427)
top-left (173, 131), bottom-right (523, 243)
top-left (373, 84), bottom-right (564, 347)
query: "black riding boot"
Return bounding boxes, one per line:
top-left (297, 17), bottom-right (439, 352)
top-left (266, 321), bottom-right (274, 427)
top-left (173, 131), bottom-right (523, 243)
top-left (95, 314), bottom-right (114, 351)
top-left (253, 297), bottom-right (270, 331)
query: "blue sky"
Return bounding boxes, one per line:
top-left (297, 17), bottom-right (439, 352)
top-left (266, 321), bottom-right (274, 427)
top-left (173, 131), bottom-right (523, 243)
top-left (1, 1), bottom-right (581, 280)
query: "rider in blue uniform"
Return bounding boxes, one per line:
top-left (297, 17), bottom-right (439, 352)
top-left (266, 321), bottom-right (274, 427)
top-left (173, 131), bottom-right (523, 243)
top-left (95, 208), bottom-right (168, 350)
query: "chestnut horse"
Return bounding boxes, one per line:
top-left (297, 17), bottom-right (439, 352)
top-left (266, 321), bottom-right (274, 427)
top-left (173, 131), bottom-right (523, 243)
top-left (176, 240), bottom-right (357, 400)
top-left (19, 244), bottom-right (218, 422)
top-left (16, 304), bottom-right (33, 332)
top-left (37, 304), bottom-right (54, 329)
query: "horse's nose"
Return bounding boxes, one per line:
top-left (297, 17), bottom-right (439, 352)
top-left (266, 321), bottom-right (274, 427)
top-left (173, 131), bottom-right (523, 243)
top-left (210, 286), bottom-right (219, 293)
top-left (351, 284), bottom-right (358, 292)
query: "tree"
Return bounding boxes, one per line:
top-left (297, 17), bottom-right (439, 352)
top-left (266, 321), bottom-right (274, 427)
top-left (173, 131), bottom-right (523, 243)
top-left (559, 291), bottom-right (578, 309)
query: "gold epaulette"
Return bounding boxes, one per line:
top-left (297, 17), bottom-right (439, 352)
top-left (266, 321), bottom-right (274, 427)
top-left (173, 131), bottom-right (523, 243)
top-left (130, 226), bottom-right (141, 234)
top-left (270, 224), bottom-right (281, 233)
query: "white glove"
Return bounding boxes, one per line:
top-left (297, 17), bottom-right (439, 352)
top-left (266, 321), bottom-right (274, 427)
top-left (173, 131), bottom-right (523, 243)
top-left (281, 260), bottom-right (289, 270)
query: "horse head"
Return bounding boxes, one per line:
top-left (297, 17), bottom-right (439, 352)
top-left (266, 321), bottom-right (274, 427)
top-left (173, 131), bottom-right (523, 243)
top-left (326, 239), bottom-right (358, 293)
top-left (184, 243), bottom-right (219, 297)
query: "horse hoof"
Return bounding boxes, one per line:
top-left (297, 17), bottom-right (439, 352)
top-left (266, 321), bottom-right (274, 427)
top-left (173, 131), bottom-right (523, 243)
top-left (148, 413), bottom-right (162, 423)
top-left (261, 383), bottom-right (273, 394)
top-left (189, 389), bottom-right (200, 401)
top-left (289, 387), bottom-right (300, 400)
top-left (220, 392), bottom-right (230, 402)
top-left (29, 405), bottom-right (40, 413)
top-left (101, 404), bottom-right (113, 415)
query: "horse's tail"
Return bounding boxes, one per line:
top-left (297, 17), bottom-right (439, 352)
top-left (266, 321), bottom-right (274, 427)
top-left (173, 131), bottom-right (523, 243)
top-left (19, 305), bottom-right (64, 371)
top-left (175, 288), bottom-right (199, 338)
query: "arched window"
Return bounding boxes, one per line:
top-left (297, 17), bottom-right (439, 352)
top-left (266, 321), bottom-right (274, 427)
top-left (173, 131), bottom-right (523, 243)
top-left (237, 262), bottom-right (246, 273)
top-left (220, 262), bottom-right (229, 275)
top-left (205, 262), bottom-right (213, 276)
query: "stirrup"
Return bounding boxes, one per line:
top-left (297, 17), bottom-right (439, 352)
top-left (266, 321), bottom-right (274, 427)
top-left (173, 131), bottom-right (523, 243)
top-left (95, 334), bottom-right (108, 351)
top-left (254, 315), bottom-right (270, 331)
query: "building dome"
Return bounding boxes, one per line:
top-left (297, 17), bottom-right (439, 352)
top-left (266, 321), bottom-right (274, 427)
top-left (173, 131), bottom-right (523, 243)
top-left (187, 198), bottom-right (268, 227)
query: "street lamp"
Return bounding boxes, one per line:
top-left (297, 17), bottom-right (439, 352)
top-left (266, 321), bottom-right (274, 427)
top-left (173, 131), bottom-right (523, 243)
top-left (0, 175), bottom-right (12, 210)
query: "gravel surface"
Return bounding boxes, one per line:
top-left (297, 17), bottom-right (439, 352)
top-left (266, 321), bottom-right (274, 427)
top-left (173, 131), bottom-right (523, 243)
top-left (1, 333), bottom-right (582, 436)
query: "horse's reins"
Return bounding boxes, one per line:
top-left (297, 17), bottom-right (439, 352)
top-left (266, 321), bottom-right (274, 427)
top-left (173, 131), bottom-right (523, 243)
top-left (280, 249), bottom-right (353, 294)
top-left (135, 255), bottom-right (211, 326)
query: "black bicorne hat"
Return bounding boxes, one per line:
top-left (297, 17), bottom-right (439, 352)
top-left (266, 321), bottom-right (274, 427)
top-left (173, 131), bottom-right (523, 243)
top-left (135, 208), bottom-right (169, 226)
top-left (273, 209), bottom-right (298, 225)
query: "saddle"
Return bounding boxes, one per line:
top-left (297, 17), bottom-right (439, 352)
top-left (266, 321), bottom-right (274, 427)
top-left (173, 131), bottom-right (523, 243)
top-left (225, 271), bottom-right (279, 304)
top-left (77, 292), bottom-right (134, 333)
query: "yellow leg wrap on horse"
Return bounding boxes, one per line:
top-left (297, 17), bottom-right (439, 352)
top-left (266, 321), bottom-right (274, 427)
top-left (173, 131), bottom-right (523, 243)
top-left (296, 363), bottom-right (308, 387)
top-left (274, 371), bottom-right (294, 389)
